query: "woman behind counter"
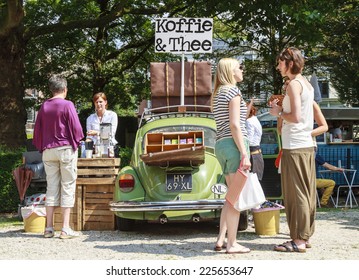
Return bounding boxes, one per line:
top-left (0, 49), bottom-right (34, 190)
top-left (86, 92), bottom-right (118, 147)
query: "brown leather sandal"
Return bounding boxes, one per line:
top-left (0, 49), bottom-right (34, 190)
top-left (274, 241), bottom-right (306, 253)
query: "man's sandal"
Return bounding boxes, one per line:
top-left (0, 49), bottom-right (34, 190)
top-left (274, 241), bottom-right (306, 253)
top-left (44, 227), bottom-right (54, 238)
top-left (59, 228), bottom-right (79, 239)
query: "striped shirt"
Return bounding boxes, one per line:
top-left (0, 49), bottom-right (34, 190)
top-left (213, 85), bottom-right (248, 140)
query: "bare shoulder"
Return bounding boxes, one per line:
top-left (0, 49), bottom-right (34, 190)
top-left (287, 80), bottom-right (302, 96)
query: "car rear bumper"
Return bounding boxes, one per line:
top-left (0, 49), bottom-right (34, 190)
top-left (109, 199), bottom-right (225, 212)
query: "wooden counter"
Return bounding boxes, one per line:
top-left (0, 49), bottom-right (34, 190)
top-left (54, 158), bottom-right (120, 231)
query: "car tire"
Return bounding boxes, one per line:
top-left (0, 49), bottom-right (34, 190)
top-left (238, 210), bottom-right (248, 231)
top-left (116, 217), bottom-right (135, 231)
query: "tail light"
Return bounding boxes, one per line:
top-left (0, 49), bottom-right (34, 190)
top-left (119, 174), bottom-right (135, 193)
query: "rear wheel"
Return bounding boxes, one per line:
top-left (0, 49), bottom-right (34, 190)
top-left (116, 216), bottom-right (135, 231)
top-left (238, 210), bottom-right (248, 231)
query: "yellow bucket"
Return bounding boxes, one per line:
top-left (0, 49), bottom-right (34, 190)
top-left (24, 213), bottom-right (46, 233)
top-left (253, 210), bottom-right (280, 236)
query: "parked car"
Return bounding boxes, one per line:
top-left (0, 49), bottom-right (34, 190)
top-left (110, 105), bottom-right (248, 231)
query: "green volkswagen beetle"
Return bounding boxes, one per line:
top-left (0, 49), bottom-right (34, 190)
top-left (110, 105), bottom-right (248, 231)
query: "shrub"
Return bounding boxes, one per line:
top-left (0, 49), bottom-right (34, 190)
top-left (118, 146), bottom-right (133, 168)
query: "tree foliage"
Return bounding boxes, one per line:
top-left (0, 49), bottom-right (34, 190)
top-left (198, 0), bottom-right (334, 100)
top-left (0, 0), bottom-right (358, 148)
top-left (319, 1), bottom-right (359, 106)
top-left (0, 0), bottom-right (209, 147)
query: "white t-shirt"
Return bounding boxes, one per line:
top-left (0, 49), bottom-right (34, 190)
top-left (246, 116), bottom-right (262, 147)
top-left (86, 110), bottom-right (118, 145)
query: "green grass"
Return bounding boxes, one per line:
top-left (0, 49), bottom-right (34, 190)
top-left (0, 215), bottom-right (23, 229)
top-left (317, 207), bottom-right (359, 213)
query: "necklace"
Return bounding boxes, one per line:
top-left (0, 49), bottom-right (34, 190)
top-left (97, 113), bottom-right (104, 123)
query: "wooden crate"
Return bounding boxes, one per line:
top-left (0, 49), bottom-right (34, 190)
top-left (53, 158), bottom-right (120, 231)
top-left (82, 184), bottom-right (115, 230)
top-left (53, 185), bottom-right (82, 231)
top-left (78, 158), bottom-right (120, 231)
top-left (76, 158), bottom-right (120, 185)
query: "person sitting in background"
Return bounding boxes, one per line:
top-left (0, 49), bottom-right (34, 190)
top-left (331, 121), bottom-right (343, 140)
top-left (315, 153), bottom-right (343, 207)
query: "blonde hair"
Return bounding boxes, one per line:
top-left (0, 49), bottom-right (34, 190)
top-left (212, 58), bottom-right (239, 107)
top-left (211, 58), bottom-right (239, 110)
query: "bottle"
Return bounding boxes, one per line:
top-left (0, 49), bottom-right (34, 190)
top-left (95, 136), bottom-right (102, 158)
top-left (79, 141), bottom-right (85, 158)
top-left (92, 140), bottom-right (96, 158)
top-left (108, 146), bottom-right (114, 158)
top-left (108, 139), bottom-right (114, 158)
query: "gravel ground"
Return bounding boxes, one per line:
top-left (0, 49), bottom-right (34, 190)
top-left (0, 209), bottom-right (358, 260)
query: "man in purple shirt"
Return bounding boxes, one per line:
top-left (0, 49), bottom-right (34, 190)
top-left (33, 75), bottom-right (84, 239)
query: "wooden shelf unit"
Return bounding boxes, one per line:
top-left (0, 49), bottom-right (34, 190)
top-left (144, 131), bottom-right (204, 154)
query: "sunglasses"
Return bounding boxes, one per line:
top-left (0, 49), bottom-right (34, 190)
top-left (239, 65), bottom-right (245, 70)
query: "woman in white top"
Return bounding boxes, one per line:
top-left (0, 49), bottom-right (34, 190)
top-left (86, 92), bottom-right (118, 146)
top-left (246, 99), bottom-right (264, 180)
top-left (270, 47), bottom-right (315, 253)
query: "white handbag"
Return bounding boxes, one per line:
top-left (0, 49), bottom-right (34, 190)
top-left (235, 172), bottom-right (266, 211)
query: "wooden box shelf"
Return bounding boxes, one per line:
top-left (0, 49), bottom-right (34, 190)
top-left (141, 131), bottom-right (205, 166)
top-left (144, 131), bottom-right (204, 153)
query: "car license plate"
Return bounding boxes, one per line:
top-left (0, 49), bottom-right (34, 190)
top-left (166, 173), bottom-right (192, 192)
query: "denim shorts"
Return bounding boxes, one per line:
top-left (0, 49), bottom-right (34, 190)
top-left (215, 137), bottom-right (249, 175)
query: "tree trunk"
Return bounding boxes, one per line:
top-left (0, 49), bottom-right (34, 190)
top-left (0, 27), bottom-right (27, 148)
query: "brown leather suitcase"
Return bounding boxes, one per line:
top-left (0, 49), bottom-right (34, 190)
top-left (150, 61), bottom-right (212, 112)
